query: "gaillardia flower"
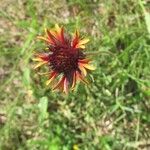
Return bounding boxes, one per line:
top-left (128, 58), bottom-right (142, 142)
top-left (33, 24), bottom-right (95, 94)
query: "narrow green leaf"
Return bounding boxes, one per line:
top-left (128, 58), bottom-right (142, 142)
top-left (22, 67), bottom-right (30, 87)
top-left (38, 97), bottom-right (48, 122)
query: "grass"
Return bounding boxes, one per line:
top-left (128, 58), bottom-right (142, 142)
top-left (0, 0), bottom-right (150, 149)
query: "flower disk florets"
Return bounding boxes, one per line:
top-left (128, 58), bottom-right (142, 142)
top-left (50, 46), bottom-right (84, 74)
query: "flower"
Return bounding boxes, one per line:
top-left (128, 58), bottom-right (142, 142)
top-left (73, 144), bottom-right (79, 150)
top-left (33, 24), bottom-right (95, 94)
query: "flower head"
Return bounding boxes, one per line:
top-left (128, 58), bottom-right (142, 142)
top-left (33, 24), bottom-right (95, 94)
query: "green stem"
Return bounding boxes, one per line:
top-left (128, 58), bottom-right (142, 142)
top-left (85, 50), bottom-right (114, 56)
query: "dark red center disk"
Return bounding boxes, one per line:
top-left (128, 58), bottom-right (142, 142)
top-left (50, 48), bottom-right (82, 74)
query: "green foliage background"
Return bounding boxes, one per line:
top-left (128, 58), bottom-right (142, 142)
top-left (0, 0), bottom-right (150, 149)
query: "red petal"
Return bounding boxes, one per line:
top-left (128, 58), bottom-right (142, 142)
top-left (60, 27), bottom-right (65, 43)
top-left (46, 71), bottom-right (58, 85)
top-left (72, 30), bottom-right (79, 48)
top-left (78, 63), bottom-right (87, 76)
top-left (63, 78), bottom-right (69, 94)
top-left (46, 29), bottom-right (56, 45)
top-left (78, 58), bottom-right (91, 63)
top-left (53, 76), bottom-right (66, 91)
top-left (39, 54), bottom-right (49, 62)
top-left (71, 72), bottom-right (76, 89)
top-left (76, 71), bottom-right (89, 84)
